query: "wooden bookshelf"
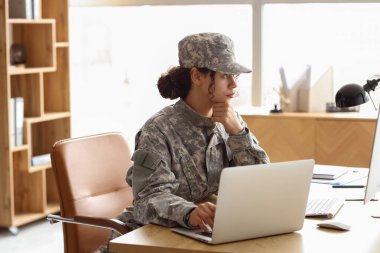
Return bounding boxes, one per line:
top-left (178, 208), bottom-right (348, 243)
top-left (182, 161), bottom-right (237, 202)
top-left (0, 0), bottom-right (70, 231)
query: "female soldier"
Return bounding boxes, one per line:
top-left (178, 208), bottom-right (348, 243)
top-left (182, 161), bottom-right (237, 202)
top-left (118, 32), bottom-right (270, 233)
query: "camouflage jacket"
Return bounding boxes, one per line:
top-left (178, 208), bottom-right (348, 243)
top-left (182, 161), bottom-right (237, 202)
top-left (121, 99), bottom-right (269, 228)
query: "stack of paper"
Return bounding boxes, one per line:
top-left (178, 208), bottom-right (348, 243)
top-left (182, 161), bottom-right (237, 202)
top-left (312, 165), bottom-right (368, 187)
top-left (312, 165), bottom-right (348, 180)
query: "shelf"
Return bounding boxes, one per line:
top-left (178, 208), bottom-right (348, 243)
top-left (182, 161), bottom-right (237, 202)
top-left (55, 42), bottom-right (69, 48)
top-left (8, 18), bottom-right (55, 24)
top-left (45, 203), bottom-right (60, 215)
top-left (10, 21), bottom-right (56, 69)
top-left (11, 144), bottom-right (28, 152)
top-left (41, 0), bottom-right (69, 42)
top-left (29, 117), bottom-right (70, 158)
top-left (24, 112), bottom-right (71, 124)
top-left (12, 149), bottom-right (28, 171)
top-left (44, 47), bottom-right (70, 113)
top-left (11, 176), bottom-right (61, 225)
top-left (13, 212), bottom-right (49, 227)
top-left (9, 67), bottom-right (56, 75)
top-left (1, 0), bottom-right (69, 229)
top-left (11, 73), bottom-right (43, 117)
top-left (13, 149), bottom-right (51, 173)
top-left (14, 170), bottom-right (44, 217)
top-left (30, 164), bottom-right (51, 173)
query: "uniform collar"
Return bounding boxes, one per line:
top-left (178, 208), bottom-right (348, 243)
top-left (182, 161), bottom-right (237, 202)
top-left (174, 99), bottom-right (216, 129)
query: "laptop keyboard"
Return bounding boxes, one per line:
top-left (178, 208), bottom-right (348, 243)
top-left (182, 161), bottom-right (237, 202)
top-left (305, 197), bottom-right (345, 218)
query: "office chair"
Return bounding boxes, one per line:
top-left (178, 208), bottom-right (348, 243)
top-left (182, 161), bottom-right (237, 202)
top-left (47, 132), bottom-right (133, 253)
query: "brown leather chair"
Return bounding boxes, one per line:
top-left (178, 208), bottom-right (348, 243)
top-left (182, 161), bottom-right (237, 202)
top-left (47, 132), bottom-right (133, 253)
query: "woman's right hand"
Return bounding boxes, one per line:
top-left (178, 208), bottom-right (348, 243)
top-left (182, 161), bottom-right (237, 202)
top-left (188, 202), bottom-right (216, 232)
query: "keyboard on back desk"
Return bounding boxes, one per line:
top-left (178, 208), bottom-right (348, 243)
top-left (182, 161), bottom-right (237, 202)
top-left (305, 197), bottom-right (345, 219)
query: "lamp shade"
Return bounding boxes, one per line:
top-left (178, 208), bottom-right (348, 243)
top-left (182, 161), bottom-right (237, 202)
top-left (335, 83), bottom-right (369, 107)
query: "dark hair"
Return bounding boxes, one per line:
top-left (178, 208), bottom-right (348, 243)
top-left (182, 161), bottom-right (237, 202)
top-left (157, 66), bottom-right (216, 100)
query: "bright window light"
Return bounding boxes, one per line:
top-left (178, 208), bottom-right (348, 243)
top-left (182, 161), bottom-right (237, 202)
top-left (262, 3), bottom-right (380, 112)
top-left (70, 5), bottom-right (252, 144)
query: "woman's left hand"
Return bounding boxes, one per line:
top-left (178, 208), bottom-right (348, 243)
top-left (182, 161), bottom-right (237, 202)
top-left (212, 102), bottom-right (243, 135)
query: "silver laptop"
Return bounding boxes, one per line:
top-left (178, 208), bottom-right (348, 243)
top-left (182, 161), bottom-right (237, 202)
top-left (171, 159), bottom-right (315, 244)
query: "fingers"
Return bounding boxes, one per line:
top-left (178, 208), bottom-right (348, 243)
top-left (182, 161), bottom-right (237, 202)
top-left (212, 101), bottom-right (229, 112)
top-left (188, 202), bottom-right (216, 231)
top-left (212, 102), bottom-right (231, 122)
top-left (197, 202), bottom-right (216, 227)
top-left (212, 102), bottom-right (243, 135)
top-left (200, 220), bottom-right (213, 233)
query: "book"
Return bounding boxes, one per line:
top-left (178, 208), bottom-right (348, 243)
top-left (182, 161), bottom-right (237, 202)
top-left (312, 164), bottom-right (348, 180)
top-left (9, 98), bottom-right (15, 147)
top-left (14, 97), bottom-right (24, 146)
top-left (9, 0), bottom-right (33, 19)
top-left (32, 0), bottom-right (40, 19)
top-left (31, 153), bottom-right (51, 166)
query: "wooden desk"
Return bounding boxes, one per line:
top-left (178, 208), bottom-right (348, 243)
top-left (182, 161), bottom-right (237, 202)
top-left (241, 112), bottom-right (377, 167)
top-left (110, 201), bottom-right (380, 253)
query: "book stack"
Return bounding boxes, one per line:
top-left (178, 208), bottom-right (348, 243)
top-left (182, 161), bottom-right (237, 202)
top-left (31, 153), bottom-right (51, 166)
top-left (9, 0), bottom-right (40, 19)
top-left (10, 97), bottom-right (24, 147)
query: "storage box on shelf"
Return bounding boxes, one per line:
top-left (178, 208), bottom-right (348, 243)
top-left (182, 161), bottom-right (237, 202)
top-left (0, 0), bottom-right (70, 231)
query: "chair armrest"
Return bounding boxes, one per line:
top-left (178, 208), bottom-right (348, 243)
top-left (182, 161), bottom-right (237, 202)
top-left (47, 214), bottom-right (132, 236)
top-left (75, 215), bottom-right (132, 234)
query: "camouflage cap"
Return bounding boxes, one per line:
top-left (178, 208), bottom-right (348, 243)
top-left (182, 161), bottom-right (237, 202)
top-left (178, 33), bottom-right (251, 75)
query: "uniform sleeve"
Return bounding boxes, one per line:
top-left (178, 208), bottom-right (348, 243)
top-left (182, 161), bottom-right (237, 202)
top-left (226, 112), bottom-right (270, 165)
top-left (128, 124), bottom-right (197, 228)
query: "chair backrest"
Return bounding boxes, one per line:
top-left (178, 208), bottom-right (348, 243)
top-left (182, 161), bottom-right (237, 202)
top-left (51, 132), bottom-right (133, 253)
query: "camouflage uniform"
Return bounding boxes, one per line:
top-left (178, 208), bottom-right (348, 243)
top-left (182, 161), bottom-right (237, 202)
top-left (116, 99), bottom-right (269, 229)
top-left (104, 33), bottom-right (270, 253)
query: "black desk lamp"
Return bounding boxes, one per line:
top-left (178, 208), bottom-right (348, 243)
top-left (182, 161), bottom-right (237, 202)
top-left (335, 77), bottom-right (380, 110)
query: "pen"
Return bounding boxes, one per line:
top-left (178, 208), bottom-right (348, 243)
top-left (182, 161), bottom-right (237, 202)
top-left (345, 198), bottom-right (378, 201)
top-left (332, 185), bottom-right (365, 188)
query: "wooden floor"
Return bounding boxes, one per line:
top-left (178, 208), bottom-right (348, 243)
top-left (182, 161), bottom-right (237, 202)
top-left (0, 218), bottom-right (64, 252)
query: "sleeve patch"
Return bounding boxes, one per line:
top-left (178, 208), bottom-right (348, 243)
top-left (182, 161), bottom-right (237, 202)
top-left (132, 149), bottom-right (162, 170)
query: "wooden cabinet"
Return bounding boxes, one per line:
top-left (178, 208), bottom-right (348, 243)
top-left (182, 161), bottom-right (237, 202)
top-left (0, 0), bottom-right (70, 230)
top-left (242, 112), bottom-right (377, 168)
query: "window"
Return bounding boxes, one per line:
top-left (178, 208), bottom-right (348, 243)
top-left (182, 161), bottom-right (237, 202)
top-left (70, 5), bottom-right (252, 143)
top-left (70, 2), bottom-right (380, 143)
top-left (262, 3), bottom-right (380, 112)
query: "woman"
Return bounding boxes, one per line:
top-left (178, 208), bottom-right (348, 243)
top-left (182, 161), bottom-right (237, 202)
top-left (118, 32), bottom-right (270, 233)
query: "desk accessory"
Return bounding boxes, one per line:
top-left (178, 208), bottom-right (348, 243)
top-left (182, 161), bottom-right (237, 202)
top-left (325, 102), bottom-right (359, 113)
top-left (332, 185), bottom-right (364, 188)
top-left (10, 44), bottom-right (27, 67)
top-left (335, 76), bottom-right (379, 109)
top-left (336, 80), bottom-right (380, 218)
top-left (306, 197), bottom-right (345, 219)
top-left (317, 221), bottom-right (351, 231)
top-left (270, 104), bottom-right (283, 113)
